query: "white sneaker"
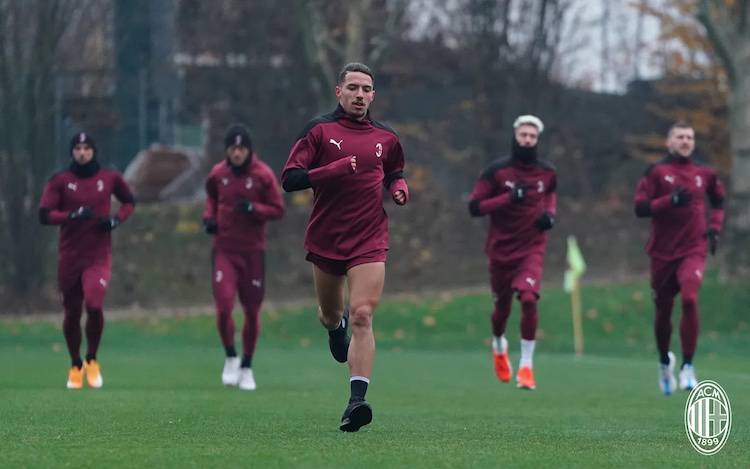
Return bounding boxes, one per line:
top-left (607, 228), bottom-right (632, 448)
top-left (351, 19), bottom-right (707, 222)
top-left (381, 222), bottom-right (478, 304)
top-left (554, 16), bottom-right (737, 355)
top-left (238, 368), bottom-right (256, 391)
top-left (658, 351), bottom-right (677, 396)
top-left (679, 364), bottom-right (697, 391)
top-left (221, 357), bottom-right (240, 386)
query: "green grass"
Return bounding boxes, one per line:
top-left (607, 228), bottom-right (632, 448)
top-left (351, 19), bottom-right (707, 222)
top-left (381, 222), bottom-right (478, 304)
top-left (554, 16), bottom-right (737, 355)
top-left (1, 278), bottom-right (748, 468)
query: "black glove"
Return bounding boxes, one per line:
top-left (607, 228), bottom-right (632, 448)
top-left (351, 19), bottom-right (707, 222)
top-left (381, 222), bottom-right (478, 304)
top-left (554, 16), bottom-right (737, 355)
top-left (68, 206), bottom-right (93, 221)
top-left (203, 218), bottom-right (218, 235)
top-left (670, 187), bottom-right (692, 207)
top-left (707, 228), bottom-right (719, 256)
top-left (98, 216), bottom-right (120, 232)
top-left (535, 212), bottom-right (555, 231)
top-left (510, 184), bottom-right (526, 203)
top-left (236, 199), bottom-right (254, 213)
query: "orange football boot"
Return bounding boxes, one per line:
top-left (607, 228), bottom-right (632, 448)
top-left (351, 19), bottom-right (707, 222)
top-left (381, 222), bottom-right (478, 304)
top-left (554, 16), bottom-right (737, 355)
top-left (516, 366), bottom-right (536, 390)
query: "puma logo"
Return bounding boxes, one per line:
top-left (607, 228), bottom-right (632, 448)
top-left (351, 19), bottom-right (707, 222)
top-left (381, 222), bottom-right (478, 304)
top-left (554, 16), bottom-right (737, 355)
top-left (525, 277), bottom-right (536, 287)
top-left (329, 138), bottom-right (343, 150)
top-left (67, 182), bottom-right (78, 191)
top-left (664, 175), bottom-right (675, 184)
top-left (504, 181), bottom-right (516, 189)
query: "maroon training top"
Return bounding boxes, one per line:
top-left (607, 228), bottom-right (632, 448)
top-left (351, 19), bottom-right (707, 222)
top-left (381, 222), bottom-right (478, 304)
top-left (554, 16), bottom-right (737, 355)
top-left (634, 154), bottom-right (725, 260)
top-left (39, 163), bottom-right (135, 262)
top-left (469, 157), bottom-right (557, 263)
top-left (282, 106), bottom-right (407, 260)
top-left (203, 155), bottom-right (285, 253)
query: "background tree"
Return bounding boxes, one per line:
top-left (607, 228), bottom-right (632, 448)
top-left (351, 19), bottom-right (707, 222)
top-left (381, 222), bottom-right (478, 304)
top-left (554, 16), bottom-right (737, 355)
top-left (0, 0), bottom-right (92, 304)
top-left (697, 0), bottom-right (750, 274)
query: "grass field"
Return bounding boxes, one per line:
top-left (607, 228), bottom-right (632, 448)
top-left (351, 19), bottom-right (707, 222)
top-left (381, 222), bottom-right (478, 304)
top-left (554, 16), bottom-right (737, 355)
top-left (1, 278), bottom-right (748, 468)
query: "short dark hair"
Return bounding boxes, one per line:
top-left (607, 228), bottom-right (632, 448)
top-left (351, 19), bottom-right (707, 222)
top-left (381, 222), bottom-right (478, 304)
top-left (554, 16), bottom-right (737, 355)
top-left (668, 121), bottom-right (693, 136)
top-left (337, 62), bottom-right (374, 85)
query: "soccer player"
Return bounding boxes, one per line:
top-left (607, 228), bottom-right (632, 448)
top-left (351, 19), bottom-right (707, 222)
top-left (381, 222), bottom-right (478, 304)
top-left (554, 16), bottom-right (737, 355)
top-left (634, 122), bottom-right (725, 395)
top-left (281, 62), bottom-right (408, 431)
top-left (39, 132), bottom-right (135, 389)
top-left (468, 115), bottom-right (557, 391)
top-left (203, 124), bottom-right (285, 391)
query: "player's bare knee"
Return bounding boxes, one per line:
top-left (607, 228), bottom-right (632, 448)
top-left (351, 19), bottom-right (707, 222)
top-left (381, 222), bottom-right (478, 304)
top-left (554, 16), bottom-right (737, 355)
top-left (350, 302), bottom-right (374, 329)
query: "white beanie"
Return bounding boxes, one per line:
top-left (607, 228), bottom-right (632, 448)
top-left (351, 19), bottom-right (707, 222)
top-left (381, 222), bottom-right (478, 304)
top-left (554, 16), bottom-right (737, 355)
top-left (513, 115), bottom-right (544, 133)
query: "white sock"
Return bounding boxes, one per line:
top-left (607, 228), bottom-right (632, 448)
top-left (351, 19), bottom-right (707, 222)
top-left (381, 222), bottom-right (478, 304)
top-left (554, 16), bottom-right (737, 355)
top-left (520, 339), bottom-right (535, 368)
top-left (492, 335), bottom-right (508, 354)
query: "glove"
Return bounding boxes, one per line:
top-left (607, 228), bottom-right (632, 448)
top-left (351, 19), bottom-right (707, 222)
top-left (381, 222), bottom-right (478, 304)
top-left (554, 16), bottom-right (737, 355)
top-left (510, 184), bottom-right (526, 203)
top-left (68, 206), bottom-right (93, 221)
top-left (670, 187), bottom-right (692, 207)
top-left (203, 218), bottom-right (218, 235)
top-left (535, 212), bottom-right (555, 231)
top-left (236, 199), bottom-right (254, 213)
top-left (98, 216), bottom-right (120, 232)
top-left (707, 228), bottom-right (719, 256)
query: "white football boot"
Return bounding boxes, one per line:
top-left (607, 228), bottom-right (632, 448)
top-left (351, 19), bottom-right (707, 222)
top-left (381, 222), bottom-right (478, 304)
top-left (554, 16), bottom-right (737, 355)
top-left (221, 357), bottom-right (240, 386)
top-left (658, 351), bottom-right (677, 396)
top-left (679, 363), bottom-right (697, 391)
top-left (238, 368), bottom-right (256, 391)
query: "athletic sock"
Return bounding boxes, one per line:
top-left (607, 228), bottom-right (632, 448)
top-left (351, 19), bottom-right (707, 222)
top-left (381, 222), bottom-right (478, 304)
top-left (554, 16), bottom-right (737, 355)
top-left (225, 346), bottom-right (237, 358)
top-left (519, 339), bottom-right (535, 368)
top-left (660, 352), bottom-right (670, 365)
top-left (492, 335), bottom-right (508, 354)
top-left (72, 357), bottom-right (83, 369)
top-left (682, 354), bottom-right (693, 368)
top-left (241, 355), bottom-right (252, 369)
top-left (85, 353), bottom-right (96, 363)
top-left (350, 376), bottom-right (369, 403)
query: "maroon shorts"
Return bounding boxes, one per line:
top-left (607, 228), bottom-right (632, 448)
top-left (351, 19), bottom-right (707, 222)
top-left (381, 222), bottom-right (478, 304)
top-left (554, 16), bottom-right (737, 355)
top-left (306, 250), bottom-right (387, 277)
top-left (650, 254), bottom-right (706, 299)
top-left (58, 255), bottom-right (112, 311)
top-left (212, 249), bottom-right (265, 313)
top-left (489, 253), bottom-right (544, 300)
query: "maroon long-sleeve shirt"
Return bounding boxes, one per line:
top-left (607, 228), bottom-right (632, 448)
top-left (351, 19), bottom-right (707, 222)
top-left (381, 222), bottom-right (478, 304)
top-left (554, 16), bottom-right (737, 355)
top-left (634, 154), bottom-right (725, 260)
top-left (469, 157), bottom-right (557, 263)
top-left (203, 156), bottom-right (285, 253)
top-left (282, 106), bottom-right (407, 260)
top-left (39, 165), bottom-right (135, 262)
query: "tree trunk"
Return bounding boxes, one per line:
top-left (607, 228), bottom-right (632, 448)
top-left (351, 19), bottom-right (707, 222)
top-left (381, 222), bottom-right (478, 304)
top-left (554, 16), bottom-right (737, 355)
top-left (344, 0), bottom-right (372, 63)
top-left (726, 63), bottom-right (750, 274)
top-left (697, 0), bottom-right (750, 276)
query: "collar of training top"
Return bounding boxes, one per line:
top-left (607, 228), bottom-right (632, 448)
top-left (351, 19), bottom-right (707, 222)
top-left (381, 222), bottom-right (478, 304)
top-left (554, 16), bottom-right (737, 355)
top-left (665, 153), bottom-right (692, 165)
top-left (68, 158), bottom-right (101, 178)
top-left (332, 104), bottom-right (373, 129)
top-left (226, 154), bottom-right (255, 176)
